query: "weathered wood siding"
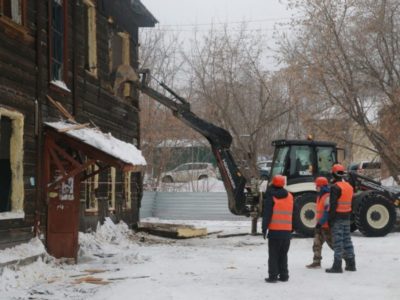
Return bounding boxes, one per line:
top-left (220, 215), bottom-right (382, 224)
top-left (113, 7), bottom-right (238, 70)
top-left (0, 0), bottom-right (154, 248)
top-left (0, 0), bottom-right (38, 248)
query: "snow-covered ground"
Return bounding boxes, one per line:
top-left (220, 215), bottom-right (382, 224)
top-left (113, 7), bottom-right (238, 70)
top-left (0, 218), bottom-right (399, 300)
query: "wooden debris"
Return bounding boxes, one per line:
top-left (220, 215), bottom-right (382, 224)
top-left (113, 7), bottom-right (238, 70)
top-left (46, 95), bottom-right (75, 121)
top-left (74, 276), bottom-right (110, 285)
top-left (108, 275), bottom-right (150, 281)
top-left (138, 222), bottom-right (207, 239)
top-left (57, 123), bottom-right (90, 133)
top-left (217, 233), bottom-right (250, 238)
top-left (207, 230), bottom-right (223, 236)
top-left (83, 269), bottom-right (108, 274)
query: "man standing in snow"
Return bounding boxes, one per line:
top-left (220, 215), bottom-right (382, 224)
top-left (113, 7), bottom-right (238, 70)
top-left (326, 164), bottom-right (356, 273)
top-left (306, 176), bottom-right (333, 269)
top-left (262, 175), bottom-right (293, 283)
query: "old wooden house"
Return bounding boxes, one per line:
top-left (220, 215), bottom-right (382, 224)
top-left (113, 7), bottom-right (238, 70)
top-left (0, 0), bottom-right (157, 260)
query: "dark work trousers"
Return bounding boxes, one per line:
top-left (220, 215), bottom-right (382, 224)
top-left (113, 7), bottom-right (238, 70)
top-left (331, 218), bottom-right (355, 261)
top-left (268, 238), bottom-right (291, 279)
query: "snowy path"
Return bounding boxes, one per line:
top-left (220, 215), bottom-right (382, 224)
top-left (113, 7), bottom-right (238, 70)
top-left (0, 219), bottom-right (399, 300)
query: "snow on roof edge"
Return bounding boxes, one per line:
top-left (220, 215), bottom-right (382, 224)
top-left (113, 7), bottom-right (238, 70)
top-left (45, 121), bottom-right (147, 166)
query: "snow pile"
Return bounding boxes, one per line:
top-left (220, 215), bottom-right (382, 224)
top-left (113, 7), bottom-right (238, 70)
top-left (0, 237), bottom-right (45, 264)
top-left (79, 218), bottom-right (132, 254)
top-left (45, 121), bottom-right (146, 166)
top-left (79, 218), bottom-right (148, 265)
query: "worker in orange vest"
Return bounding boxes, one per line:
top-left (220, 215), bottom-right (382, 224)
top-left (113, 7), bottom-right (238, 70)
top-left (326, 164), bottom-right (356, 273)
top-left (262, 175), bottom-right (294, 283)
top-left (306, 176), bottom-right (333, 268)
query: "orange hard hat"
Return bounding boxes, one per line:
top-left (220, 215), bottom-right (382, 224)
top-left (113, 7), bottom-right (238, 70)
top-left (315, 176), bottom-right (329, 187)
top-left (331, 164), bottom-right (345, 174)
top-left (272, 175), bottom-right (286, 187)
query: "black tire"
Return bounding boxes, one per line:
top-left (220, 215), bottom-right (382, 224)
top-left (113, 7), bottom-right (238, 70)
top-left (162, 176), bottom-right (174, 183)
top-left (198, 175), bottom-right (208, 180)
top-left (355, 193), bottom-right (396, 237)
top-left (293, 193), bottom-right (317, 237)
top-left (350, 214), bottom-right (358, 232)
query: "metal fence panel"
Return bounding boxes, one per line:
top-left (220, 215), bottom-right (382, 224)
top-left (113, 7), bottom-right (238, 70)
top-left (141, 192), bottom-right (247, 221)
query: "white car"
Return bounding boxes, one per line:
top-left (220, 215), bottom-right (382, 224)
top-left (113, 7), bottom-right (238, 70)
top-left (161, 163), bottom-right (217, 183)
top-left (257, 160), bottom-right (272, 179)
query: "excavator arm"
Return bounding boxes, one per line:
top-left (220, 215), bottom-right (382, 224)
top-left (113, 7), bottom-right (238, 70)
top-left (132, 72), bottom-right (254, 216)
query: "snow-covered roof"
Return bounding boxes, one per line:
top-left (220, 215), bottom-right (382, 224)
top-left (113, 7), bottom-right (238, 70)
top-left (45, 121), bottom-right (146, 166)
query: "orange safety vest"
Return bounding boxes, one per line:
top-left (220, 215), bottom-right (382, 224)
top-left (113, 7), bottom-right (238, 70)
top-left (268, 193), bottom-right (294, 231)
top-left (316, 193), bottom-right (329, 229)
top-left (335, 181), bottom-right (353, 213)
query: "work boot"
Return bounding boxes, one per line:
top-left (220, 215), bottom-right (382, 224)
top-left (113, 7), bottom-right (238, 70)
top-left (306, 262), bottom-right (321, 269)
top-left (265, 276), bottom-right (278, 283)
top-left (345, 257), bottom-right (356, 271)
top-left (278, 275), bottom-right (289, 282)
top-left (325, 259), bottom-right (343, 273)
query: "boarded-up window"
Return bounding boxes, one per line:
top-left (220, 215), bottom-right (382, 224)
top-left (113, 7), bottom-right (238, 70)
top-left (0, 0), bottom-right (24, 25)
top-left (50, 0), bottom-right (67, 82)
top-left (84, 0), bottom-right (97, 76)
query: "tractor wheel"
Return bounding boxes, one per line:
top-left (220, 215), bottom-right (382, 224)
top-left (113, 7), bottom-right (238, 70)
top-left (350, 214), bottom-right (358, 232)
top-left (293, 193), bottom-right (317, 237)
top-left (355, 193), bottom-right (396, 237)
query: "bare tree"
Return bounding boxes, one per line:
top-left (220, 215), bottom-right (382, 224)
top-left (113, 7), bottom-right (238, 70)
top-left (183, 24), bottom-right (293, 179)
top-left (280, 0), bottom-right (400, 181)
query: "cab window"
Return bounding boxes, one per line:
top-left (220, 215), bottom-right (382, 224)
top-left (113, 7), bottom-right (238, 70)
top-left (288, 145), bottom-right (313, 178)
top-left (316, 146), bottom-right (336, 176)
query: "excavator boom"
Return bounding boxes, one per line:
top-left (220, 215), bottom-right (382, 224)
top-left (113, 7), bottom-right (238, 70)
top-left (132, 73), bottom-right (252, 215)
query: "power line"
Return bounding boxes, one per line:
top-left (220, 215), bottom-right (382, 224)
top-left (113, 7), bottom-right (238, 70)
top-left (156, 17), bottom-right (293, 28)
top-left (141, 24), bottom-right (292, 33)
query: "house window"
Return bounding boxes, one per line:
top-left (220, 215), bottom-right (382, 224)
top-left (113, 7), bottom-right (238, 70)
top-left (0, 0), bottom-right (25, 25)
top-left (124, 172), bottom-right (131, 209)
top-left (50, 0), bottom-right (67, 83)
top-left (109, 31), bottom-right (131, 97)
top-left (84, 0), bottom-right (97, 76)
top-left (85, 164), bottom-right (99, 211)
top-left (0, 108), bottom-right (24, 215)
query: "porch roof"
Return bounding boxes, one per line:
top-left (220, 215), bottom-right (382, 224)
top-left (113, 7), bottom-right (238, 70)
top-left (44, 121), bottom-right (146, 172)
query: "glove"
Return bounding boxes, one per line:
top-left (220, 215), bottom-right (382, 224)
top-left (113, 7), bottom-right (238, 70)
top-left (262, 230), bottom-right (267, 240)
top-left (315, 223), bottom-right (322, 229)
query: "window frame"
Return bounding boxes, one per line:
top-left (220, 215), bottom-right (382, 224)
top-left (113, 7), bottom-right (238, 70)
top-left (0, 107), bottom-right (25, 218)
top-left (83, 0), bottom-right (97, 77)
top-left (109, 30), bottom-right (131, 97)
top-left (48, 0), bottom-right (69, 88)
top-left (0, 0), bottom-right (26, 26)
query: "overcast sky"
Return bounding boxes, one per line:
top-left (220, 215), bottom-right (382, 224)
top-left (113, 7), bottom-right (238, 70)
top-left (140, 0), bottom-right (294, 69)
top-left (141, 0), bottom-right (293, 34)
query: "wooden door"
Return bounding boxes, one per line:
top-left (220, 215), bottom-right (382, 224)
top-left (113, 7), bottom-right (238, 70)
top-left (47, 170), bottom-right (80, 261)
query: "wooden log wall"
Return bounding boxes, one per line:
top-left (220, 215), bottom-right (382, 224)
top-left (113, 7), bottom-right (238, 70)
top-left (0, 0), bottom-right (151, 248)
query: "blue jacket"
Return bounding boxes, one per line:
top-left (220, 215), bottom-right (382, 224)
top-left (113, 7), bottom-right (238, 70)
top-left (317, 185), bottom-right (330, 226)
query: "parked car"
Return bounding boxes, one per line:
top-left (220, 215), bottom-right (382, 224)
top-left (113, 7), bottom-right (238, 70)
top-left (257, 160), bottom-right (272, 179)
top-left (348, 161), bottom-right (381, 179)
top-left (161, 162), bottom-right (218, 183)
